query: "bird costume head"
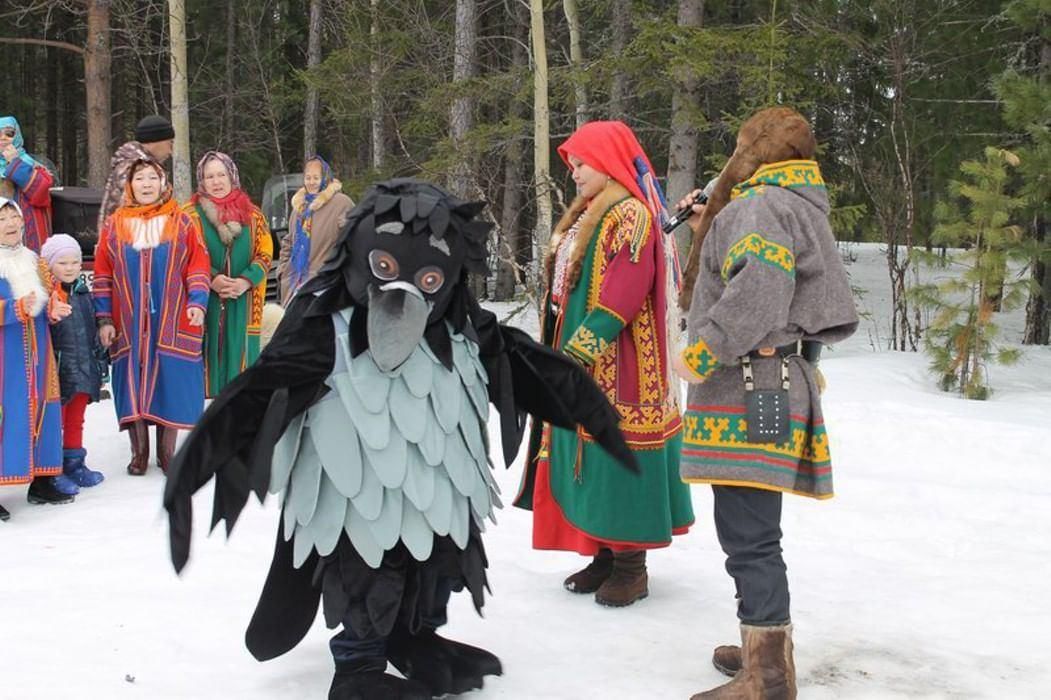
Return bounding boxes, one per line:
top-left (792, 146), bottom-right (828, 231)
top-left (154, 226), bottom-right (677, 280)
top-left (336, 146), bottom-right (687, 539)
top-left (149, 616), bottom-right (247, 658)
top-left (307, 178), bottom-right (491, 372)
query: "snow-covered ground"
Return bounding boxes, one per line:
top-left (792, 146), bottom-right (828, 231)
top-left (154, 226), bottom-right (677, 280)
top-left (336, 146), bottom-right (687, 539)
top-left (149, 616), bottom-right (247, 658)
top-left (3, 243), bottom-right (1050, 699)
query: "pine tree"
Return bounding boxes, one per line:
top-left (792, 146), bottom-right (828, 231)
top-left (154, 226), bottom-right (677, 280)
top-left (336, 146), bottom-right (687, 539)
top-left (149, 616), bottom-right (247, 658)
top-left (996, 0), bottom-right (1051, 344)
top-left (911, 148), bottom-right (1027, 400)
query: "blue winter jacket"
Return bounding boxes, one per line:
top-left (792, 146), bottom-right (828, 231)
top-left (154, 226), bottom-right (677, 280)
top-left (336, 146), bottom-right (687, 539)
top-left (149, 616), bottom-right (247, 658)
top-left (51, 277), bottom-right (108, 403)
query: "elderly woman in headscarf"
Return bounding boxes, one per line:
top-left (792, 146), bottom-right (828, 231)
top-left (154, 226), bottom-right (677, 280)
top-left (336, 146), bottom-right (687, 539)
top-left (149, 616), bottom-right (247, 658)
top-left (514, 121), bottom-right (695, 608)
top-left (93, 160), bottom-right (210, 476)
top-left (184, 151), bottom-right (272, 396)
top-left (0, 116), bottom-right (53, 251)
top-left (0, 198), bottom-right (77, 520)
top-left (276, 155), bottom-right (353, 305)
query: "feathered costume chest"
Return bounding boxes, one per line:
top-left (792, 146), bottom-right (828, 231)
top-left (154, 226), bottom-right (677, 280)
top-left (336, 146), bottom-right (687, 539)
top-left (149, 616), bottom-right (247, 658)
top-left (271, 308), bottom-right (500, 569)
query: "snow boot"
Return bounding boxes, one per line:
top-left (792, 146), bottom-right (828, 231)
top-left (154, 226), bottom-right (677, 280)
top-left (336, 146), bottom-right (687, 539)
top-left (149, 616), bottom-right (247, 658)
top-left (595, 550), bottom-right (648, 607)
top-left (712, 644), bottom-right (743, 677)
top-left (27, 476), bottom-right (76, 505)
top-left (691, 623), bottom-right (796, 700)
top-left (126, 421), bottom-right (150, 475)
top-left (156, 424), bottom-right (177, 474)
top-left (0, 502), bottom-right (10, 521)
top-left (63, 447), bottom-right (105, 487)
top-left (564, 548), bottom-right (614, 593)
top-left (388, 627), bottom-right (502, 696)
top-left (328, 657), bottom-right (430, 700)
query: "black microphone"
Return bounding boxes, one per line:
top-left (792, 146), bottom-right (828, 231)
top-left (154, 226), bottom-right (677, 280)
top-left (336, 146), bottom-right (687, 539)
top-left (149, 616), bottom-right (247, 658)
top-left (662, 181), bottom-right (715, 234)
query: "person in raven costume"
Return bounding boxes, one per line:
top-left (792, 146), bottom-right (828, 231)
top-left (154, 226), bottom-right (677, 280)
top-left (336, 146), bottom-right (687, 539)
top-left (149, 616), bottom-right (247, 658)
top-left (163, 179), bottom-right (637, 699)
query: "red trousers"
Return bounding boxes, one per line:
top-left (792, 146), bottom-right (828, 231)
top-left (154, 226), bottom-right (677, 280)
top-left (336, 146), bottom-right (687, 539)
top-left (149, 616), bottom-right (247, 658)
top-left (62, 393), bottom-right (90, 450)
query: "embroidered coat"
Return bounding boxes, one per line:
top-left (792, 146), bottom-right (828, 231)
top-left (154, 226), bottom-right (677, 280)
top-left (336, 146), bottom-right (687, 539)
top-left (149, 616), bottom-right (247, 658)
top-left (92, 210), bottom-right (211, 428)
top-left (680, 160), bottom-right (858, 498)
top-left (0, 255), bottom-right (62, 485)
top-left (185, 202), bottom-right (273, 397)
top-left (515, 184), bottom-right (694, 549)
top-left (276, 180), bottom-right (353, 305)
top-left (2, 155), bottom-right (53, 252)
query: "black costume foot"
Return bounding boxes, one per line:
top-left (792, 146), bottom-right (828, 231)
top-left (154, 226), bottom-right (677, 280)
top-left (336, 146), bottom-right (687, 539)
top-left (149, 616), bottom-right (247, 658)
top-left (0, 502), bottom-right (9, 521)
top-left (329, 659), bottom-right (430, 700)
top-left (388, 629), bottom-right (502, 696)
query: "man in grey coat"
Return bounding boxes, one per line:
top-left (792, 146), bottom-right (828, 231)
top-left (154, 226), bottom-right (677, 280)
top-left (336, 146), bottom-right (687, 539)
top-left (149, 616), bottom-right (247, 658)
top-left (675, 107), bottom-right (859, 700)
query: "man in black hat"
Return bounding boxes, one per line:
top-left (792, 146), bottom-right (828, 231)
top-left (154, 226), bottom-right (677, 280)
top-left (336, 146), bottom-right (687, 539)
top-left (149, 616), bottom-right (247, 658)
top-left (97, 115), bottom-right (176, 232)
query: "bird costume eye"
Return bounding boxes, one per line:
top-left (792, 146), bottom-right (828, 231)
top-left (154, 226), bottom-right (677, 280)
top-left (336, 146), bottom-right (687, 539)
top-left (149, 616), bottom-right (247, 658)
top-left (369, 249), bottom-right (400, 281)
top-left (415, 266), bottom-right (445, 294)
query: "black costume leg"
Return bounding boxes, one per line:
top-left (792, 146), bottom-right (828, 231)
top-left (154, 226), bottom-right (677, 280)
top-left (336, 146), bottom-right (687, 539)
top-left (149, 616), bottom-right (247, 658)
top-left (712, 485), bottom-right (790, 625)
top-left (388, 575), bottom-right (502, 696)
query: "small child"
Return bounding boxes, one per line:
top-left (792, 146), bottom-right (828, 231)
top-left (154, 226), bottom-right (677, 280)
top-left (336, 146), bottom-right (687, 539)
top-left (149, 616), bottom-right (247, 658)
top-left (40, 234), bottom-right (107, 487)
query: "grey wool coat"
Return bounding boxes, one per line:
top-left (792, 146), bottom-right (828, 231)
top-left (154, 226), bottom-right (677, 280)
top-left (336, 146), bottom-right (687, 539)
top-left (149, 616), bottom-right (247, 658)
top-left (679, 160), bottom-right (858, 498)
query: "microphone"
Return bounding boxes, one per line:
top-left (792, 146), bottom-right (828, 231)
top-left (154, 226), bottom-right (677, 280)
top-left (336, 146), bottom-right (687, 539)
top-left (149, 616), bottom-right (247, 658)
top-left (662, 180), bottom-right (716, 234)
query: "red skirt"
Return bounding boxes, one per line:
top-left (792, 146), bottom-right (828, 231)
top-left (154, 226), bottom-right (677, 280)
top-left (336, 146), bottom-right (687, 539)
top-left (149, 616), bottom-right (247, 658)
top-left (530, 455), bottom-right (690, 556)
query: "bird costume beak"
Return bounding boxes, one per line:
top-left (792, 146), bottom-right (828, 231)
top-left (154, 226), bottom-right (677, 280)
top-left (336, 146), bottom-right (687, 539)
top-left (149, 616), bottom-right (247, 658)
top-left (367, 282), bottom-right (431, 372)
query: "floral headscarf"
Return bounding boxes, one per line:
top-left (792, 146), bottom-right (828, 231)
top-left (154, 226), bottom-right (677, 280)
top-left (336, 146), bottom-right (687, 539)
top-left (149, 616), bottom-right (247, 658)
top-left (0, 116), bottom-right (39, 179)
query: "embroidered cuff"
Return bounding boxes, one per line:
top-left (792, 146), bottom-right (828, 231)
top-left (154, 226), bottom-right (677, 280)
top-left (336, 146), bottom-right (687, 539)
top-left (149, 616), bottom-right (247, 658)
top-left (682, 336), bottom-right (720, 382)
top-left (564, 306), bottom-right (624, 365)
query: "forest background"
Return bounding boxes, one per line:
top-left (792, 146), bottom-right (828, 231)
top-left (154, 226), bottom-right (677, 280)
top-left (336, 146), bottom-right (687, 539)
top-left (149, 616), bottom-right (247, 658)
top-left (0, 0), bottom-right (1047, 354)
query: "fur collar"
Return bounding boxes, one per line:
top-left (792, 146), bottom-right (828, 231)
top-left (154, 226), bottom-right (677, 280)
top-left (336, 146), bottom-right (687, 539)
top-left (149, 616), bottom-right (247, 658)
top-left (0, 245), bottom-right (47, 316)
top-left (291, 179), bottom-right (343, 214)
top-left (198, 197), bottom-right (243, 245)
top-left (544, 181), bottom-right (631, 292)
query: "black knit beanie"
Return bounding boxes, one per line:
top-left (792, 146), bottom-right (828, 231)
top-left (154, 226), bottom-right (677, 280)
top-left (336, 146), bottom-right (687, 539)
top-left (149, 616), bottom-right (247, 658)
top-left (135, 115), bottom-right (175, 144)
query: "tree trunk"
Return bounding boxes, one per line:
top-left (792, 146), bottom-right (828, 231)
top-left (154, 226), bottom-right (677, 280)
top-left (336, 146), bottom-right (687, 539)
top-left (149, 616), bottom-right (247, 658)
top-left (609, 0), bottom-right (631, 120)
top-left (563, 0), bottom-right (588, 128)
top-left (530, 0), bottom-right (553, 284)
top-left (1022, 36), bottom-right (1051, 345)
top-left (450, 0), bottom-right (478, 197)
top-left (46, 45), bottom-right (59, 165)
top-left (223, 0), bottom-right (237, 149)
top-left (369, 0), bottom-right (385, 170)
top-left (168, 0), bottom-right (191, 200)
top-left (61, 46), bottom-right (80, 184)
top-left (303, 0), bottom-right (322, 160)
top-left (666, 0), bottom-right (705, 258)
top-left (84, 0), bottom-right (112, 188)
top-left (494, 0), bottom-right (530, 301)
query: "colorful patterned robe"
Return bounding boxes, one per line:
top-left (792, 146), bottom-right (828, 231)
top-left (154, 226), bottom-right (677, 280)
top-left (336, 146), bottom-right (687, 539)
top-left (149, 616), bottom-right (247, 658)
top-left (3, 155), bottom-right (53, 252)
top-left (679, 160), bottom-right (858, 498)
top-left (92, 212), bottom-right (211, 428)
top-left (0, 258), bottom-right (62, 484)
top-left (185, 204), bottom-right (273, 397)
top-left (515, 185), bottom-right (694, 549)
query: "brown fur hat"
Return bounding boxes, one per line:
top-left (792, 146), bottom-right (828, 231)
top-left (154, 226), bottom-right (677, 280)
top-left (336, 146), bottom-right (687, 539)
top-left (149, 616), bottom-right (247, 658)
top-left (679, 106), bottom-right (816, 310)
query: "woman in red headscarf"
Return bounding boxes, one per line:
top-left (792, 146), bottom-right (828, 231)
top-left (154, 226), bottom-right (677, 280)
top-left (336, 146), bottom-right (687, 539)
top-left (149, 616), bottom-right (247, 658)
top-left (514, 121), bottom-right (694, 607)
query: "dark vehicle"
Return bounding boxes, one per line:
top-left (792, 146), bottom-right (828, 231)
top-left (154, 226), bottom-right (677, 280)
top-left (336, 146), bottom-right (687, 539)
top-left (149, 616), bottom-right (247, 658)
top-left (50, 186), bottom-right (103, 284)
top-left (259, 173), bottom-right (303, 302)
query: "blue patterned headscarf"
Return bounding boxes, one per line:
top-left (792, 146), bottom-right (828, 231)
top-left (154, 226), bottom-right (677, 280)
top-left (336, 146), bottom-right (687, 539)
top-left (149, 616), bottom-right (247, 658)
top-left (287, 156), bottom-right (334, 296)
top-left (0, 116), bottom-right (39, 179)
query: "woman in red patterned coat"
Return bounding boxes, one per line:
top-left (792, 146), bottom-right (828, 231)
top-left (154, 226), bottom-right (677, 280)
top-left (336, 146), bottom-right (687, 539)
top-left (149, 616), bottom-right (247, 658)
top-left (93, 160), bottom-right (210, 476)
top-left (0, 116), bottom-right (52, 252)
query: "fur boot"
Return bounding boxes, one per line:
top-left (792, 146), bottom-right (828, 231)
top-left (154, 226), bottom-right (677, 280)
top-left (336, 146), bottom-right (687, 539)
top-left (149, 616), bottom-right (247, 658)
top-left (126, 421), bottom-right (150, 475)
top-left (595, 550), bottom-right (648, 607)
top-left (564, 548), bottom-right (614, 594)
top-left (691, 624), bottom-right (796, 700)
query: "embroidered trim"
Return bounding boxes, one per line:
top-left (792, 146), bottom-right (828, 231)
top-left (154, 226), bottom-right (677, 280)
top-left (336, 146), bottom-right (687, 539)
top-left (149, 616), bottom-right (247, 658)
top-left (565, 325), bottom-right (608, 364)
top-left (681, 406), bottom-right (831, 466)
top-left (731, 159), bottom-right (825, 200)
top-left (721, 233), bottom-right (795, 281)
top-left (682, 337), bottom-right (719, 381)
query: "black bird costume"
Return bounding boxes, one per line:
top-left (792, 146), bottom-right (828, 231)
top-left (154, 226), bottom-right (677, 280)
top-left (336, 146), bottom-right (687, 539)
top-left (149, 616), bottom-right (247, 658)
top-left (163, 179), bottom-right (637, 699)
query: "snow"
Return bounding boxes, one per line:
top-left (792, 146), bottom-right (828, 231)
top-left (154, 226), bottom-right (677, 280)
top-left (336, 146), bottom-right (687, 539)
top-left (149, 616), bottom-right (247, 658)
top-left (3, 243), bottom-right (1050, 699)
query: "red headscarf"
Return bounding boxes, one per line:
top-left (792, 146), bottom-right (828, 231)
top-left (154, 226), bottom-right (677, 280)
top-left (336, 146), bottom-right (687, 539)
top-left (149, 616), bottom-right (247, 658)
top-left (190, 150), bottom-right (254, 227)
top-left (557, 120), bottom-right (666, 223)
